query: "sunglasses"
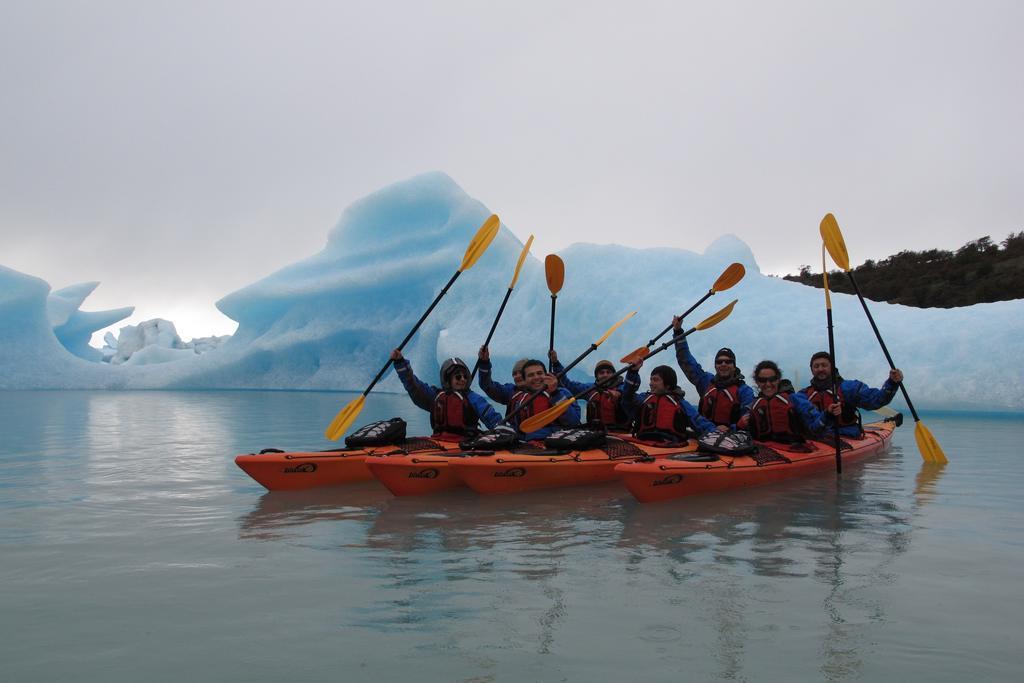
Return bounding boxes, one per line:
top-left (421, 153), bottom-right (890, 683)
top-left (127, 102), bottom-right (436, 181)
top-left (715, 358), bottom-right (734, 365)
top-left (755, 375), bottom-right (780, 384)
top-left (450, 372), bottom-right (469, 380)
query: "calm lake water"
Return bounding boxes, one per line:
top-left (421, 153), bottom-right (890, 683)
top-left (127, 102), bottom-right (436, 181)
top-left (1, 390), bottom-right (1022, 682)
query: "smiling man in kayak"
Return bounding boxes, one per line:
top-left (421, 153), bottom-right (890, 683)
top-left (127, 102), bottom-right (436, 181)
top-left (672, 315), bottom-right (754, 433)
top-left (548, 350), bottom-right (631, 432)
top-left (621, 360), bottom-right (716, 443)
top-left (801, 351), bottom-right (903, 438)
top-left (738, 360), bottom-right (839, 443)
top-left (390, 349), bottom-right (502, 441)
top-left (506, 359), bottom-right (581, 441)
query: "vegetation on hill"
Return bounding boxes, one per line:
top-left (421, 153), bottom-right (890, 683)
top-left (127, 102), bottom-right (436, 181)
top-left (783, 232), bottom-right (1024, 307)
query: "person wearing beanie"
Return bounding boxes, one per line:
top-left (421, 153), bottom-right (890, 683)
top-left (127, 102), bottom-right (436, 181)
top-left (737, 360), bottom-right (834, 443)
top-left (671, 315), bottom-right (754, 432)
top-left (390, 348), bottom-right (501, 441)
top-left (476, 346), bottom-right (531, 419)
top-left (548, 349), bottom-right (630, 432)
top-left (800, 351), bottom-right (903, 437)
top-left (620, 358), bottom-right (716, 443)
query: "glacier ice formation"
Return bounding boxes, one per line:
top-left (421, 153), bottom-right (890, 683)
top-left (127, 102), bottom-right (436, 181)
top-left (1, 172), bottom-right (1022, 412)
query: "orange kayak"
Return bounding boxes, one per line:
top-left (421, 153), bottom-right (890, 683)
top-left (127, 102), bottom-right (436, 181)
top-left (615, 421), bottom-right (896, 503)
top-left (447, 437), bottom-right (697, 495)
top-left (234, 437), bottom-right (452, 491)
top-left (366, 451), bottom-right (475, 497)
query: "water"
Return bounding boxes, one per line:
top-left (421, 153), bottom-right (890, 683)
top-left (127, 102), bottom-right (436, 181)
top-left (1, 391), bottom-right (1022, 682)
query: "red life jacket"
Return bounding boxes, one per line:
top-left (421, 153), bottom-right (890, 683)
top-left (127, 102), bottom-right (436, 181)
top-left (699, 384), bottom-right (742, 426)
top-left (634, 393), bottom-right (692, 439)
top-left (585, 388), bottom-right (629, 431)
top-left (430, 391), bottom-right (477, 436)
top-left (510, 390), bottom-right (553, 422)
top-left (748, 393), bottom-right (803, 442)
top-left (801, 385), bottom-right (860, 429)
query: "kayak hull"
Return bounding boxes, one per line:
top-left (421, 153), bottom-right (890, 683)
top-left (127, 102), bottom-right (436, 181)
top-left (615, 422), bottom-right (896, 503)
top-left (234, 437), bottom-right (450, 491)
top-left (449, 438), bottom-right (698, 495)
top-left (366, 453), bottom-right (468, 496)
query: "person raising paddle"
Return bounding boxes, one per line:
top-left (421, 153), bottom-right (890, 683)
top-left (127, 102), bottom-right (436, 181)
top-left (620, 360), bottom-right (715, 444)
top-left (801, 351), bottom-right (902, 438)
top-left (548, 350), bottom-right (631, 432)
top-left (476, 346), bottom-right (530, 418)
top-left (672, 315), bottom-right (754, 432)
top-left (391, 349), bottom-right (502, 442)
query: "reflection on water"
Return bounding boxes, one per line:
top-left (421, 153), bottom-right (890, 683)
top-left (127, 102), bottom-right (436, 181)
top-left (1, 392), bottom-right (1019, 682)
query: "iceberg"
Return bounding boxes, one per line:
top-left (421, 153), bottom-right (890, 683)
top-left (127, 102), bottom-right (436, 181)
top-left (1, 172), bottom-right (1021, 412)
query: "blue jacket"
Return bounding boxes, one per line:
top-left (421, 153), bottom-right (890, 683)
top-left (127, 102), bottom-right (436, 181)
top-left (674, 336), bottom-right (754, 428)
top-left (476, 359), bottom-right (580, 439)
top-left (621, 368), bottom-right (717, 435)
top-left (744, 390), bottom-right (831, 436)
top-left (802, 377), bottom-right (899, 437)
top-left (394, 359), bottom-right (501, 430)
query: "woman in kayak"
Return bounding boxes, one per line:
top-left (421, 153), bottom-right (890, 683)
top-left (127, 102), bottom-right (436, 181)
top-left (738, 360), bottom-right (838, 443)
top-left (476, 346), bottom-right (529, 418)
top-left (672, 316), bottom-right (754, 432)
top-left (391, 349), bottom-right (502, 441)
top-left (621, 360), bottom-right (716, 443)
top-left (548, 350), bottom-right (631, 432)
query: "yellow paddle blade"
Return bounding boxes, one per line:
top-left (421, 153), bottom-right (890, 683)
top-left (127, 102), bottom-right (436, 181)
top-left (694, 299), bottom-right (737, 331)
top-left (595, 311), bottom-right (637, 347)
top-left (914, 421), bottom-right (949, 464)
top-left (822, 244), bottom-right (832, 310)
top-left (820, 213), bottom-right (851, 272)
top-left (712, 262), bottom-right (746, 292)
top-left (508, 234), bottom-right (535, 288)
top-left (459, 214), bottom-right (501, 272)
top-left (519, 398), bottom-right (574, 434)
top-left (620, 345), bottom-right (650, 364)
top-left (324, 395), bottom-right (366, 441)
top-left (545, 254), bottom-right (565, 294)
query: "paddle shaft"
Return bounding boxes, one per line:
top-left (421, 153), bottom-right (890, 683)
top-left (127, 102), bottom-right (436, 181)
top-left (646, 289), bottom-right (714, 348)
top-left (825, 305), bottom-right (842, 474)
top-left (845, 272), bottom-right (922, 423)
top-left (469, 286), bottom-right (514, 384)
top-left (363, 270), bottom-right (461, 396)
top-left (548, 295), bottom-right (557, 371)
top-left (502, 342), bottom-right (600, 425)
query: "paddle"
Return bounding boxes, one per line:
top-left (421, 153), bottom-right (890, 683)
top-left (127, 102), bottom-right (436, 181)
top-left (545, 254), bottom-right (565, 370)
top-left (468, 235), bottom-right (535, 383)
top-left (820, 213), bottom-right (948, 464)
top-left (324, 214), bottom-right (502, 440)
top-left (502, 310), bottom-right (637, 425)
top-left (520, 300), bottom-right (738, 434)
top-left (642, 262), bottom-right (745, 350)
top-left (822, 245), bottom-right (843, 474)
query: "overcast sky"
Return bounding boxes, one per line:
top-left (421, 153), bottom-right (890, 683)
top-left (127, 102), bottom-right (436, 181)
top-left (2, 1), bottom-right (1021, 340)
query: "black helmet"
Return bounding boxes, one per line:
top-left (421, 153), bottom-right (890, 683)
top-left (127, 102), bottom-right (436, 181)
top-left (440, 357), bottom-right (470, 389)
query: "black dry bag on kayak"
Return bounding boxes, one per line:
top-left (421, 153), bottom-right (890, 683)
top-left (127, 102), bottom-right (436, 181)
top-left (545, 427), bottom-right (607, 450)
top-left (461, 425), bottom-right (519, 451)
top-left (697, 429), bottom-right (755, 455)
top-left (345, 418), bottom-right (407, 447)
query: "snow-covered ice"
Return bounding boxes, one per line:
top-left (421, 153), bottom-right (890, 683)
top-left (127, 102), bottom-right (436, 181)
top-left (1, 172), bottom-right (1021, 411)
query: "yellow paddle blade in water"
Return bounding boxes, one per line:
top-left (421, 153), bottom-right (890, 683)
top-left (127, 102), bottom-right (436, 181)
top-left (694, 299), bottom-right (737, 331)
top-left (459, 214), bottom-right (501, 272)
top-left (324, 395), bottom-right (366, 441)
top-left (508, 235), bottom-right (535, 288)
top-left (545, 254), bottom-right (565, 294)
top-left (712, 262), bottom-right (746, 292)
top-left (914, 421), bottom-right (949, 464)
top-left (820, 213), bottom-right (851, 272)
top-left (518, 398), bottom-right (574, 434)
top-left (595, 311), bottom-right (637, 347)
